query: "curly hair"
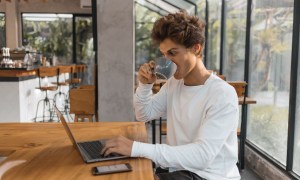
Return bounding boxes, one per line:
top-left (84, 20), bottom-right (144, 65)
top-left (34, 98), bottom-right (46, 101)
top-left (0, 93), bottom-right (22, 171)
top-left (151, 10), bottom-right (206, 57)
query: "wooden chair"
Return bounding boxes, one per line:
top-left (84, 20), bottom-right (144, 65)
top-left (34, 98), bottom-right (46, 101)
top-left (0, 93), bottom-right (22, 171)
top-left (35, 66), bottom-right (59, 122)
top-left (227, 81), bottom-right (247, 170)
top-left (69, 85), bottom-right (95, 122)
top-left (66, 64), bottom-right (86, 89)
top-left (227, 81), bottom-right (247, 136)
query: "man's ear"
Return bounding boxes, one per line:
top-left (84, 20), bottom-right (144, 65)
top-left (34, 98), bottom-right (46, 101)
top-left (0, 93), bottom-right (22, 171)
top-left (192, 44), bottom-right (202, 55)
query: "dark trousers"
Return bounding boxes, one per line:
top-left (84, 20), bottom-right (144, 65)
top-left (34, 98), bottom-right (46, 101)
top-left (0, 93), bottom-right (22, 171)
top-left (155, 167), bottom-right (206, 180)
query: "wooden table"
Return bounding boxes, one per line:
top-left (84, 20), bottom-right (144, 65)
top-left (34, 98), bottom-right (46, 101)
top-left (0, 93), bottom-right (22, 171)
top-left (0, 122), bottom-right (154, 180)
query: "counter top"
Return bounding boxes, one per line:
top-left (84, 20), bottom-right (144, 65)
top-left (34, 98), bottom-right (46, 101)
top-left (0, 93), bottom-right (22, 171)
top-left (0, 68), bottom-right (37, 77)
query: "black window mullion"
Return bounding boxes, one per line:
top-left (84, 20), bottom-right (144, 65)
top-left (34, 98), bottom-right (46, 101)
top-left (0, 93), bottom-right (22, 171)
top-left (204, 0), bottom-right (209, 66)
top-left (92, 0), bottom-right (97, 64)
top-left (239, 0), bottom-right (253, 170)
top-left (219, 0), bottom-right (226, 74)
top-left (72, 15), bottom-right (76, 64)
top-left (286, 0), bottom-right (300, 172)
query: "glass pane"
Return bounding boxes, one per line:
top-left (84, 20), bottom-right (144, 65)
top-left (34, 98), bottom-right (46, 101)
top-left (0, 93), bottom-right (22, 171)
top-left (0, 13), bottom-right (5, 48)
top-left (247, 0), bottom-right (294, 165)
top-left (135, 0), bottom-right (168, 15)
top-left (22, 13), bottom-right (73, 64)
top-left (147, 0), bottom-right (179, 13)
top-left (135, 3), bottom-right (162, 86)
top-left (223, 0), bottom-right (247, 81)
top-left (164, 0), bottom-right (195, 15)
top-left (75, 16), bottom-right (94, 85)
top-left (206, 0), bottom-right (222, 73)
top-left (294, 29), bottom-right (300, 175)
top-left (196, 0), bottom-right (206, 21)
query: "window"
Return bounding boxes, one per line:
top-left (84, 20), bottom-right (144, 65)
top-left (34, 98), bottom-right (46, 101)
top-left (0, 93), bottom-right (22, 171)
top-left (74, 15), bottom-right (94, 84)
top-left (22, 13), bottom-right (73, 64)
top-left (247, 0), bottom-right (294, 165)
top-left (0, 13), bottom-right (5, 48)
top-left (196, 0), bottom-right (206, 20)
top-left (206, 0), bottom-right (222, 72)
top-left (134, 1), bottom-right (207, 86)
top-left (74, 16), bottom-right (93, 64)
top-left (223, 0), bottom-right (247, 81)
top-left (134, 3), bottom-right (162, 85)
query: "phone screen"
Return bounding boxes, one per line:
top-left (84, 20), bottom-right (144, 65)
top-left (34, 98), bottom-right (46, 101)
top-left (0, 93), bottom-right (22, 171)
top-left (92, 163), bottom-right (132, 175)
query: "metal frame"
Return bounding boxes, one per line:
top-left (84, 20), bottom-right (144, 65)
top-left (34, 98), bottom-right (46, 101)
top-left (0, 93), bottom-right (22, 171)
top-left (219, 0), bottom-right (225, 74)
top-left (237, 0), bottom-right (252, 170)
top-left (287, 0), bottom-right (299, 173)
top-left (204, 0), bottom-right (208, 66)
top-left (92, 0), bottom-right (98, 121)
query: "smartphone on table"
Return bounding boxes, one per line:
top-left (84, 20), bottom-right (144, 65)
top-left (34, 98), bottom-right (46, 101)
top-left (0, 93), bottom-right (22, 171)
top-left (92, 163), bottom-right (132, 175)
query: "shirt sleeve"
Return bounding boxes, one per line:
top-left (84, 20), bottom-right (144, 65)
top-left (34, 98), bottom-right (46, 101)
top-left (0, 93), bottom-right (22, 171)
top-left (131, 100), bottom-right (239, 171)
top-left (134, 81), bottom-right (168, 122)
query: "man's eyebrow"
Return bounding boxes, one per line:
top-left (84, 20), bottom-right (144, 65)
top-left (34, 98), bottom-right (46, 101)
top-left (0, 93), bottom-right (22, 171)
top-left (160, 48), bottom-right (178, 54)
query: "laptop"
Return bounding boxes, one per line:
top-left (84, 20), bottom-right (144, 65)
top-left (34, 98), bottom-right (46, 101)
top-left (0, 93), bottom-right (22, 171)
top-left (54, 106), bottom-right (128, 163)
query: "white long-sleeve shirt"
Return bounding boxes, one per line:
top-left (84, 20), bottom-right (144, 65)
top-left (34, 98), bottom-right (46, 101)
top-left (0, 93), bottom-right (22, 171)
top-left (132, 74), bottom-right (240, 180)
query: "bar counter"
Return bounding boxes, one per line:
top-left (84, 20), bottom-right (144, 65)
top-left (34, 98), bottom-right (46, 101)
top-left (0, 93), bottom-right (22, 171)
top-left (0, 67), bottom-right (37, 82)
top-left (0, 66), bottom-right (69, 123)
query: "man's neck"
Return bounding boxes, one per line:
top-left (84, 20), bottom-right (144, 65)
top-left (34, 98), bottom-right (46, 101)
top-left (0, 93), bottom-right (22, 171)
top-left (183, 60), bottom-right (211, 86)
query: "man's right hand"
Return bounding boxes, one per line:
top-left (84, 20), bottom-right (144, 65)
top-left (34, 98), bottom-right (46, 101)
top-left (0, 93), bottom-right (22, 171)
top-left (138, 60), bottom-right (157, 84)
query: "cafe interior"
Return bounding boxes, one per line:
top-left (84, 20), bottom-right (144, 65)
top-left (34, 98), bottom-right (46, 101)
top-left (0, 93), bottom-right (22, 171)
top-left (0, 0), bottom-right (299, 179)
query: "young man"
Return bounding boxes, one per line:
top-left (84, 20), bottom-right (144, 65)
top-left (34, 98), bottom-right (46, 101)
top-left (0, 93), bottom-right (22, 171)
top-left (101, 10), bottom-right (240, 180)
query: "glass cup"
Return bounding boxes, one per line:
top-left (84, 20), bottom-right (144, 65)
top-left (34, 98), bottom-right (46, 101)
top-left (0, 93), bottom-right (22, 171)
top-left (153, 57), bottom-right (173, 80)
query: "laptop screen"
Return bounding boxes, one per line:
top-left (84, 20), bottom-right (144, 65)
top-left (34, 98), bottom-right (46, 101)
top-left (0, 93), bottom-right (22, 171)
top-left (54, 106), bottom-right (78, 148)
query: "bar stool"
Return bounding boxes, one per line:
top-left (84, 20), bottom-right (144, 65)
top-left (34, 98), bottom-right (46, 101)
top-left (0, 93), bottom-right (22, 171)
top-left (52, 65), bottom-right (72, 115)
top-left (35, 66), bottom-right (59, 122)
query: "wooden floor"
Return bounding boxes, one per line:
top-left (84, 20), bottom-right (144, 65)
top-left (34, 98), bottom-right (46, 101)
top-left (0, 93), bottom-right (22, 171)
top-left (145, 121), bottom-right (262, 180)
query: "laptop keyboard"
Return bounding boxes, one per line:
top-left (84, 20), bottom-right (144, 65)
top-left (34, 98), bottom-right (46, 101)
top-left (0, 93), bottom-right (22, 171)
top-left (78, 141), bottom-right (105, 159)
top-left (78, 141), bottom-right (121, 160)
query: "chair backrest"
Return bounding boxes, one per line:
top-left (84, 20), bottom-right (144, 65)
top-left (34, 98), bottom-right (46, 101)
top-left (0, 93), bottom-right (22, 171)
top-left (227, 81), bottom-right (247, 98)
top-left (69, 85), bottom-right (95, 122)
top-left (58, 65), bottom-right (72, 74)
top-left (57, 65), bottom-right (72, 83)
top-left (37, 67), bottom-right (59, 88)
top-left (37, 66), bottom-right (59, 78)
top-left (69, 64), bottom-right (87, 86)
top-left (75, 64), bottom-right (86, 77)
